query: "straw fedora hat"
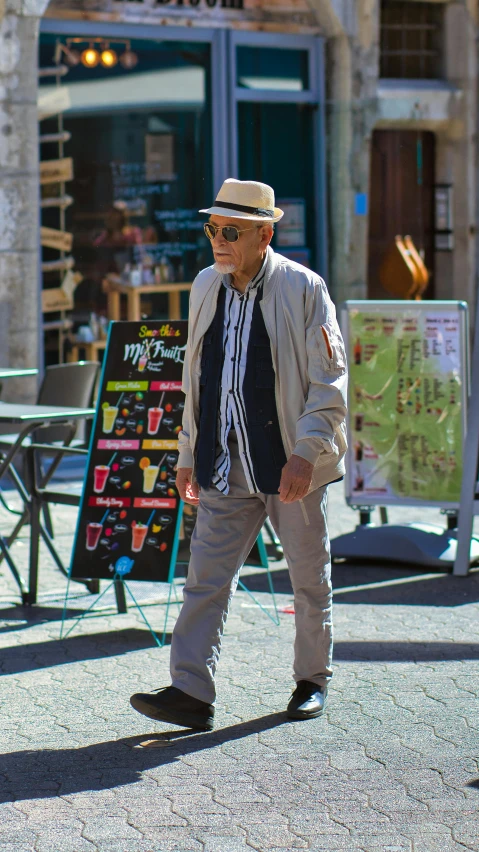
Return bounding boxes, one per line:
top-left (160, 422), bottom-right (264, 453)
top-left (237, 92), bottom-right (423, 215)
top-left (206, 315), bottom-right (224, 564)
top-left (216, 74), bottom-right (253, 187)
top-left (200, 178), bottom-right (284, 223)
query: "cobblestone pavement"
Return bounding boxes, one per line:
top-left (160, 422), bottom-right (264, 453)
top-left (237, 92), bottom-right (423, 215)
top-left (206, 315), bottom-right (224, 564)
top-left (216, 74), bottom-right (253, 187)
top-left (0, 482), bottom-right (478, 852)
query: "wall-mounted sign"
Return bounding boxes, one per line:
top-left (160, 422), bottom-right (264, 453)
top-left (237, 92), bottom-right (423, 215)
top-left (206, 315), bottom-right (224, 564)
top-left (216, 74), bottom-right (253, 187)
top-left (45, 0), bottom-right (319, 33)
top-left (114, 0), bottom-right (244, 5)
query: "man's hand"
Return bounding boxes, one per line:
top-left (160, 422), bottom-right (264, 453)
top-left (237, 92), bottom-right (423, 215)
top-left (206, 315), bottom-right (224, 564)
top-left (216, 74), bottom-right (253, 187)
top-left (279, 455), bottom-right (314, 504)
top-left (176, 467), bottom-right (200, 506)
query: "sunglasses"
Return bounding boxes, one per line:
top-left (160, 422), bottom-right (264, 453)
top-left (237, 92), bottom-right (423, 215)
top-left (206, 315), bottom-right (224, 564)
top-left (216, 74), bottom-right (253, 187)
top-left (204, 222), bottom-right (259, 243)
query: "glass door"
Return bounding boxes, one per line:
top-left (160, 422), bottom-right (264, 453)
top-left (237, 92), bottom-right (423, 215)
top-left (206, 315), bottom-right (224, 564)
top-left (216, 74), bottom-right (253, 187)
top-left (229, 32), bottom-right (327, 275)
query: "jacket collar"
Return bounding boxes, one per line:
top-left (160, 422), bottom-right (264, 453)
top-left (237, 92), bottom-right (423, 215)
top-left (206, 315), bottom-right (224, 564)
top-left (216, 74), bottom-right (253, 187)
top-left (262, 246), bottom-right (280, 301)
top-left (195, 247), bottom-right (279, 342)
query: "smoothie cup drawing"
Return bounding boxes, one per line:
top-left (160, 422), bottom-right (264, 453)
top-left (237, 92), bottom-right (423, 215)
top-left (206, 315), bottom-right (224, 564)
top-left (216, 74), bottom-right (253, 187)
top-left (143, 465), bottom-right (160, 494)
top-left (147, 407), bottom-right (163, 435)
top-left (102, 406), bottom-right (118, 434)
top-left (138, 354), bottom-right (148, 372)
top-left (131, 523), bottom-right (148, 552)
top-left (86, 522), bottom-right (103, 551)
top-left (93, 465), bottom-right (110, 493)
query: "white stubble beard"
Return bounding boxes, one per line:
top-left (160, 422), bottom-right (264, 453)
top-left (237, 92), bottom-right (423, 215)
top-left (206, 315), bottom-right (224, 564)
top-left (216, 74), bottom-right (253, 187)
top-left (213, 261), bottom-right (237, 275)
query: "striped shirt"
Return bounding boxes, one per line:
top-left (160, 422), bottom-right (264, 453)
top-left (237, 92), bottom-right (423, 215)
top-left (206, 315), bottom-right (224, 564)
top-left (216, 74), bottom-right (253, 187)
top-left (211, 257), bottom-right (267, 495)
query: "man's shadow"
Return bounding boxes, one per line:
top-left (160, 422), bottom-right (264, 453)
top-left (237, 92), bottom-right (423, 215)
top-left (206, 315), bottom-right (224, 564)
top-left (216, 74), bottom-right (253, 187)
top-left (0, 712), bottom-right (287, 804)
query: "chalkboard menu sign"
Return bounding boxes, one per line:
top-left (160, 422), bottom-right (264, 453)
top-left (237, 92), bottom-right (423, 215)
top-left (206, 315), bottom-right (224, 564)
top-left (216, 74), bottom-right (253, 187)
top-left (71, 320), bottom-right (187, 582)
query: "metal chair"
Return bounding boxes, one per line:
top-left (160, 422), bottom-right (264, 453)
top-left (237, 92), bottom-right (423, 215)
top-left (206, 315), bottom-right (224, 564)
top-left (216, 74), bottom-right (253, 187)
top-left (0, 361), bottom-right (100, 531)
top-left (32, 361), bottom-right (100, 446)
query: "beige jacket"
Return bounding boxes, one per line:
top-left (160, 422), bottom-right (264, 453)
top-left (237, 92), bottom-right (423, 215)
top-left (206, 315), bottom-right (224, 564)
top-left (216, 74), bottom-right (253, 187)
top-left (178, 246), bottom-right (348, 493)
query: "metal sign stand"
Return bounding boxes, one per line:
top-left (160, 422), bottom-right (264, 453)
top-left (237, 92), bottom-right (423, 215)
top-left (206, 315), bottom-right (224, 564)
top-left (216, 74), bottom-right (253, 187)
top-left (60, 501), bottom-right (186, 647)
top-left (331, 512), bottom-right (479, 569)
top-left (60, 502), bottom-right (279, 644)
top-left (333, 300), bottom-right (479, 570)
top-left (454, 294), bottom-right (479, 575)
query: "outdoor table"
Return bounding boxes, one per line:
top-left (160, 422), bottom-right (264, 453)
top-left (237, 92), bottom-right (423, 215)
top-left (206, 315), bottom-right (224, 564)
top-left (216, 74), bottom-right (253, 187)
top-left (0, 368), bottom-right (38, 380)
top-left (0, 402), bottom-right (94, 605)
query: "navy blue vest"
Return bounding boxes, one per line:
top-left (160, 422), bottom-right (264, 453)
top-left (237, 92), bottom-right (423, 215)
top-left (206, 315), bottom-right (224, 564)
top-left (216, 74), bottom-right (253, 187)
top-left (196, 286), bottom-right (287, 493)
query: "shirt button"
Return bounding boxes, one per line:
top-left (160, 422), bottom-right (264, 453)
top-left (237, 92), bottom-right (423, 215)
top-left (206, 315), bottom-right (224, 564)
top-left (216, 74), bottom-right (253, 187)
top-left (231, 357), bottom-right (234, 362)
top-left (229, 390), bottom-right (233, 394)
top-left (234, 325), bottom-right (238, 330)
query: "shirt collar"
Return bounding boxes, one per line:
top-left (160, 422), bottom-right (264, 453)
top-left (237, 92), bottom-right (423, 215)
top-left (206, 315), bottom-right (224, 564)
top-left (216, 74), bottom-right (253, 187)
top-left (223, 254), bottom-right (268, 294)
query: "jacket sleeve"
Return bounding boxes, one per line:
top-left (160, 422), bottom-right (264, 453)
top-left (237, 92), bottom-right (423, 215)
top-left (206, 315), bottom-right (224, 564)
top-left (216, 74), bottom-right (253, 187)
top-left (292, 279), bottom-right (348, 467)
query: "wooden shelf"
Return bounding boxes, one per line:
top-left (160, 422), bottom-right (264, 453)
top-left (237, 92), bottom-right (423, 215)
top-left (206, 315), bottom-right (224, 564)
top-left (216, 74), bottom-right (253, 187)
top-left (67, 339), bottom-right (107, 363)
top-left (104, 273), bottom-right (192, 321)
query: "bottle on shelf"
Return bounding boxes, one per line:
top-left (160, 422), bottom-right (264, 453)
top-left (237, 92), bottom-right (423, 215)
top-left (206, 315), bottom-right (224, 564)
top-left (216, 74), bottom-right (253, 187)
top-left (130, 264), bottom-right (142, 287)
top-left (159, 255), bottom-right (170, 283)
top-left (142, 254), bottom-right (154, 285)
top-left (89, 312), bottom-right (100, 340)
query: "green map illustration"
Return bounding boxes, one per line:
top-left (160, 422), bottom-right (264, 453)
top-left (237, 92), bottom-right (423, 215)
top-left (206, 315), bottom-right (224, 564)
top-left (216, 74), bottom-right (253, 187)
top-left (347, 306), bottom-right (465, 504)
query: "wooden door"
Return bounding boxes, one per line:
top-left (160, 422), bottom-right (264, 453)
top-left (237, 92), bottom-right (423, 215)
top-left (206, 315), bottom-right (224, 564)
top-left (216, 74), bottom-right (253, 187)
top-left (368, 130), bottom-right (435, 299)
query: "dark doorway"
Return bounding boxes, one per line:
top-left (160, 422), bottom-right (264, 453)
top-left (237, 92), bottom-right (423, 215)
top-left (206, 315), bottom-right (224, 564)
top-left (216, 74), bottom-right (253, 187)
top-left (368, 129), bottom-right (435, 299)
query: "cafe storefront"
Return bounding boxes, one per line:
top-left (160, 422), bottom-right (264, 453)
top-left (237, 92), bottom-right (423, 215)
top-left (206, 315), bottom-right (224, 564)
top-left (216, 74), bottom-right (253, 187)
top-left (39, 0), bottom-right (327, 361)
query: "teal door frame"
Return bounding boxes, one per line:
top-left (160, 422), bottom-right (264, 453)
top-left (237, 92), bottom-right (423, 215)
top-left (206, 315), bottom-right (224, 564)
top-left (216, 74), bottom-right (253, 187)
top-left (226, 29), bottom-right (328, 276)
top-left (41, 19), bottom-right (328, 277)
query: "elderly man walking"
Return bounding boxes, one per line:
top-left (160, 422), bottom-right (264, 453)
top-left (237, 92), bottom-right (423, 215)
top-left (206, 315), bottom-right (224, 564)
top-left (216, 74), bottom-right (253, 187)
top-left (130, 179), bottom-right (348, 730)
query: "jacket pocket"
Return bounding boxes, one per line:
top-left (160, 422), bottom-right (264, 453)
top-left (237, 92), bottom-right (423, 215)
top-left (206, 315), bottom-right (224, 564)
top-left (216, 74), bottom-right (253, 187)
top-left (314, 322), bottom-right (347, 375)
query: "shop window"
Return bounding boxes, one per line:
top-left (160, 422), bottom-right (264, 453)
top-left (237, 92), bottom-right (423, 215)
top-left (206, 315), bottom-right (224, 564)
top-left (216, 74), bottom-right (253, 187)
top-left (380, 1), bottom-right (444, 79)
top-left (39, 34), bottom-right (212, 325)
top-left (236, 46), bottom-right (309, 91)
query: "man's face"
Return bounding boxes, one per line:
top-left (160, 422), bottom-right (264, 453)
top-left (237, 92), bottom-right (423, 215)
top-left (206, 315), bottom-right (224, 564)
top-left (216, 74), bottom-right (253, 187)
top-left (208, 215), bottom-right (272, 274)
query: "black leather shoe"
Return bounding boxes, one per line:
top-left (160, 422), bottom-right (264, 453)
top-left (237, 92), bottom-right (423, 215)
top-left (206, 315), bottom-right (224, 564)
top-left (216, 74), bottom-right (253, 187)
top-left (287, 680), bottom-right (327, 720)
top-left (130, 685), bottom-right (214, 731)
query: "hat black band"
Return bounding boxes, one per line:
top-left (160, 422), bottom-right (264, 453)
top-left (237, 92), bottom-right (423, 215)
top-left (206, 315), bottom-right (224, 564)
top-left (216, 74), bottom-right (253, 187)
top-left (214, 200), bottom-right (274, 217)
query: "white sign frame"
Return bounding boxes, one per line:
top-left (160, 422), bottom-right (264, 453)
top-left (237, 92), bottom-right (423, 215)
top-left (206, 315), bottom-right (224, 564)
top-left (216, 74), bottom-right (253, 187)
top-left (341, 300), bottom-right (469, 510)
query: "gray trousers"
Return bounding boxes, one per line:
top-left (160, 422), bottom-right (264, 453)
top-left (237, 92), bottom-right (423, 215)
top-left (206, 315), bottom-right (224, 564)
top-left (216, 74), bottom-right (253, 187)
top-left (170, 435), bottom-right (333, 704)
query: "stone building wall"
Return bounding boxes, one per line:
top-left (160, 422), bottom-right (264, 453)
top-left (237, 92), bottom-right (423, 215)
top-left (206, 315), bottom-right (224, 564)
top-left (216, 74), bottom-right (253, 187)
top-left (0, 0), bottom-right (478, 395)
top-left (314, 0), bottom-right (478, 312)
top-left (0, 0), bottom-right (49, 400)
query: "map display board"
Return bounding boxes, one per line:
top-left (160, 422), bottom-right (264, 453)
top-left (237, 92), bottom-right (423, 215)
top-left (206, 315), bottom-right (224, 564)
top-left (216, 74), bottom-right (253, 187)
top-left (71, 320), bottom-right (187, 582)
top-left (342, 301), bottom-right (468, 508)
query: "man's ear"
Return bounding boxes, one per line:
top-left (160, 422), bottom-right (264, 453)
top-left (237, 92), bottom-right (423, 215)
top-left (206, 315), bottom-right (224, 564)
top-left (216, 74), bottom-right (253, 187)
top-left (260, 225), bottom-right (274, 248)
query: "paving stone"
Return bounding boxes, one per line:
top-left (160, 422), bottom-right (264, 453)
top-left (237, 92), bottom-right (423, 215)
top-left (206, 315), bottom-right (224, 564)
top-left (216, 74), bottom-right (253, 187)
top-left (1, 486), bottom-right (479, 851)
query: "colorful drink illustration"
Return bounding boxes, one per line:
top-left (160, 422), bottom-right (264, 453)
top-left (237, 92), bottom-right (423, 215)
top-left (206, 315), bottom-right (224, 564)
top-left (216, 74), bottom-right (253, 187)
top-left (138, 353), bottom-right (148, 372)
top-left (86, 522), bottom-right (103, 551)
top-left (143, 464), bottom-right (160, 494)
top-left (102, 405), bottom-right (118, 434)
top-left (147, 392), bottom-right (165, 435)
top-left (131, 522), bottom-right (149, 552)
top-left (147, 407), bottom-right (163, 435)
top-left (354, 413), bottom-right (364, 432)
top-left (354, 337), bottom-right (362, 365)
top-left (93, 465), bottom-right (110, 493)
